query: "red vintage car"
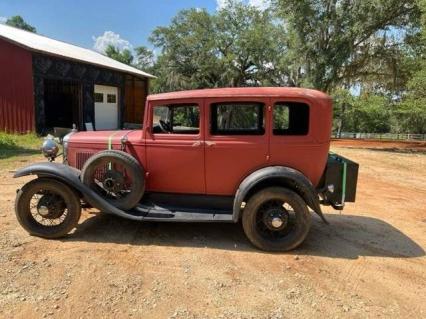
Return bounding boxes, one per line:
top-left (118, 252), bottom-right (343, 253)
top-left (14, 87), bottom-right (358, 251)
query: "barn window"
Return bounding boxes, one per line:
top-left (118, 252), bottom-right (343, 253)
top-left (107, 94), bottom-right (117, 103)
top-left (94, 93), bottom-right (103, 103)
top-left (211, 102), bottom-right (264, 135)
top-left (273, 102), bottom-right (309, 135)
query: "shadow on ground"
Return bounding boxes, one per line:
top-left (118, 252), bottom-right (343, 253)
top-left (0, 146), bottom-right (40, 159)
top-left (64, 212), bottom-right (425, 259)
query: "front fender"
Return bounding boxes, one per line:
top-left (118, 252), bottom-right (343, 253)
top-left (13, 162), bottom-right (142, 221)
top-left (233, 166), bottom-right (328, 224)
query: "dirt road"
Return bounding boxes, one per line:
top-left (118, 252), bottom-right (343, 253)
top-left (0, 142), bottom-right (425, 318)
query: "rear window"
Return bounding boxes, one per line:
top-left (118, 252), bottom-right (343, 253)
top-left (211, 102), bottom-right (264, 135)
top-left (273, 102), bottom-right (309, 135)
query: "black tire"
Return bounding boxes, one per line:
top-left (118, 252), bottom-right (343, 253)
top-left (242, 187), bottom-right (311, 251)
top-left (81, 150), bottom-right (145, 210)
top-left (15, 178), bottom-right (81, 239)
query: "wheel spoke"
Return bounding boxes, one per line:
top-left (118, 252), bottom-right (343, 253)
top-left (28, 191), bottom-right (69, 227)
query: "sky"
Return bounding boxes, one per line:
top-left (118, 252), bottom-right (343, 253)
top-left (0, 0), bottom-right (270, 53)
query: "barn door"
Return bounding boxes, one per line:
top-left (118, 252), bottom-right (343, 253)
top-left (94, 85), bottom-right (118, 130)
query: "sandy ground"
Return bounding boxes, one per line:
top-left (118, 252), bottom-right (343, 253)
top-left (0, 141), bottom-right (425, 318)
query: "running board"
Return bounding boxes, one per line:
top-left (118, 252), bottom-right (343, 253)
top-left (124, 202), bottom-right (234, 222)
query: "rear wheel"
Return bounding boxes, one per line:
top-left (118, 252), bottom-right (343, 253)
top-left (242, 187), bottom-right (311, 251)
top-left (15, 178), bottom-right (81, 238)
top-left (81, 150), bottom-right (145, 210)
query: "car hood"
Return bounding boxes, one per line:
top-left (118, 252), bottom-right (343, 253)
top-left (69, 130), bottom-right (142, 146)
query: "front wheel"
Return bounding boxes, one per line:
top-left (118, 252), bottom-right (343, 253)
top-left (15, 178), bottom-right (81, 238)
top-left (242, 187), bottom-right (311, 251)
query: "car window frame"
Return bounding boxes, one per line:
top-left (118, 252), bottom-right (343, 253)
top-left (210, 101), bottom-right (266, 136)
top-left (151, 102), bottom-right (201, 136)
top-left (272, 101), bottom-right (310, 136)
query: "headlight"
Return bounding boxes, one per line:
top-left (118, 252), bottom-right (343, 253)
top-left (41, 135), bottom-right (59, 161)
top-left (62, 131), bottom-right (74, 164)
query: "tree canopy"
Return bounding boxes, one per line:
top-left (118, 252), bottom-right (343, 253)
top-left (104, 45), bottom-right (134, 65)
top-left (133, 0), bottom-right (424, 133)
top-left (6, 15), bottom-right (36, 33)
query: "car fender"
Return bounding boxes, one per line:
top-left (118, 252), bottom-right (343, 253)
top-left (13, 162), bottom-right (143, 221)
top-left (233, 166), bottom-right (328, 224)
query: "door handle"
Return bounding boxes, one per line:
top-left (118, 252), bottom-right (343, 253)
top-left (192, 141), bottom-right (202, 147)
top-left (205, 141), bottom-right (216, 147)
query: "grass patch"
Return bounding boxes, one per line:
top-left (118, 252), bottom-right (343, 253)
top-left (0, 132), bottom-right (42, 159)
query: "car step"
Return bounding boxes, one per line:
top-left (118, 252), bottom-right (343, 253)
top-left (126, 202), bottom-right (234, 222)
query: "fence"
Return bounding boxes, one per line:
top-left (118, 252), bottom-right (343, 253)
top-left (332, 132), bottom-right (426, 141)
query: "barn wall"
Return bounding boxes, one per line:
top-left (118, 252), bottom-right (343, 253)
top-left (0, 39), bottom-right (35, 133)
top-left (124, 75), bottom-right (148, 124)
top-left (32, 54), bottom-right (126, 133)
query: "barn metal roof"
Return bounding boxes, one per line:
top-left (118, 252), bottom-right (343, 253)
top-left (0, 23), bottom-right (155, 79)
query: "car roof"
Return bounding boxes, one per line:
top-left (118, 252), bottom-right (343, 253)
top-left (147, 87), bottom-right (331, 101)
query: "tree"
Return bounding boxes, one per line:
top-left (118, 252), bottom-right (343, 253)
top-left (395, 0), bottom-right (426, 133)
top-left (273, 0), bottom-right (420, 92)
top-left (105, 45), bottom-right (133, 65)
top-left (134, 46), bottom-right (155, 71)
top-left (149, 3), bottom-right (283, 92)
top-left (6, 15), bottom-right (36, 33)
top-left (352, 95), bottom-right (392, 133)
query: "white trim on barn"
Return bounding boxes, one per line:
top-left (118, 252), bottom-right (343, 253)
top-left (0, 23), bottom-right (155, 79)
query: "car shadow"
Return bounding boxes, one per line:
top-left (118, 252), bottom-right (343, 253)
top-left (63, 212), bottom-right (425, 259)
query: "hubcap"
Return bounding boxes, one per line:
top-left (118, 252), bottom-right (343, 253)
top-left (256, 199), bottom-right (295, 240)
top-left (262, 207), bottom-right (289, 232)
top-left (271, 217), bottom-right (284, 228)
top-left (38, 205), bottom-right (50, 217)
top-left (104, 177), bottom-right (115, 190)
top-left (36, 194), bottom-right (66, 219)
top-left (102, 170), bottom-right (124, 193)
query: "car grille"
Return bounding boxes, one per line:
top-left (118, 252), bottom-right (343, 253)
top-left (76, 152), bottom-right (95, 170)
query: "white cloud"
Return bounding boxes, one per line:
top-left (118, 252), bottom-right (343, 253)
top-left (216, 0), bottom-right (230, 10)
top-left (0, 16), bottom-right (7, 24)
top-left (216, 0), bottom-right (271, 11)
top-left (92, 31), bottom-right (133, 53)
top-left (248, 0), bottom-right (271, 11)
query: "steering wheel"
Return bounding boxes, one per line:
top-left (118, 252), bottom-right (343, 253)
top-left (159, 120), bottom-right (172, 133)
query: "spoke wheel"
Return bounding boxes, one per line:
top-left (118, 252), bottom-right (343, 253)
top-left (81, 150), bottom-right (145, 210)
top-left (85, 158), bottom-right (133, 200)
top-left (15, 178), bottom-right (81, 238)
top-left (242, 187), bottom-right (311, 251)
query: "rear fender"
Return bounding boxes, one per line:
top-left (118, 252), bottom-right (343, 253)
top-left (233, 166), bottom-right (328, 224)
top-left (13, 162), bottom-right (141, 221)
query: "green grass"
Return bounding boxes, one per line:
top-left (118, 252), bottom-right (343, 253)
top-left (0, 132), bottom-right (46, 171)
top-left (0, 132), bottom-right (43, 159)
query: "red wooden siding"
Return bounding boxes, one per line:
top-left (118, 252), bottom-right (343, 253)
top-left (0, 38), bottom-right (34, 133)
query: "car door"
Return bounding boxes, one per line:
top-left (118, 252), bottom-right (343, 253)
top-left (269, 97), bottom-right (328, 187)
top-left (204, 98), bottom-right (270, 195)
top-left (145, 99), bottom-right (205, 194)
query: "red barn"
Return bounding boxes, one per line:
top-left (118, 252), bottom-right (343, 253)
top-left (0, 23), bottom-right (154, 134)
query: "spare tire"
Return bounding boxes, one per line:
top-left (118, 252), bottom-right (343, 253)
top-left (81, 150), bottom-right (145, 210)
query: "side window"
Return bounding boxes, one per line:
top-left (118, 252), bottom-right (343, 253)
top-left (211, 102), bottom-right (264, 135)
top-left (152, 104), bottom-right (200, 134)
top-left (273, 102), bottom-right (309, 135)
